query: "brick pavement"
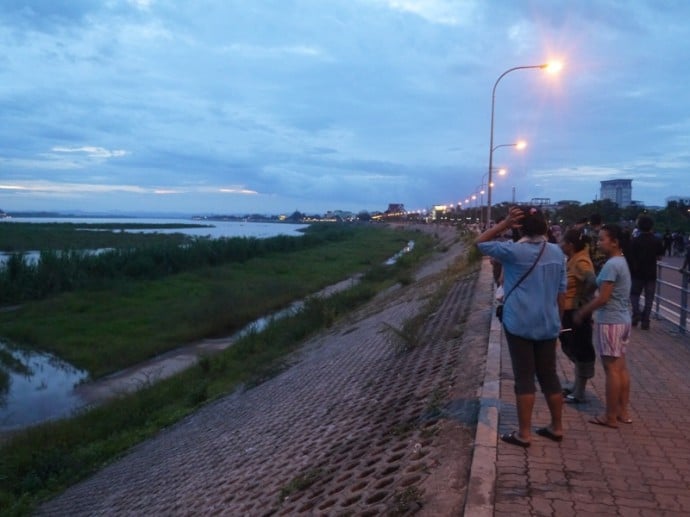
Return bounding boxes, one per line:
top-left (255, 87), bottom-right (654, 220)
top-left (486, 259), bottom-right (690, 516)
top-left (38, 228), bottom-right (494, 516)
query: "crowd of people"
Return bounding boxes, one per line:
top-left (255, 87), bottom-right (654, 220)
top-left (474, 207), bottom-right (687, 447)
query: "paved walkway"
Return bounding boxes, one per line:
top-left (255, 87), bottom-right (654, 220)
top-left (474, 257), bottom-right (690, 516)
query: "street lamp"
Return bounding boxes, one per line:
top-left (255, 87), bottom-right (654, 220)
top-left (486, 62), bottom-right (561, 226)
top-left (471, 194), bottom-right (478, 224)
top-left (479, 167), bottom-right (507, 226)
top-left (493, 140), bottom-right (527, 154)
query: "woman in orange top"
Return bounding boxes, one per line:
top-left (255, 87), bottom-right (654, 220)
top-left (560, 229), bottom-right (597, 403)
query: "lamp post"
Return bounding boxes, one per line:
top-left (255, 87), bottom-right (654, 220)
top-left (486, 63), bottom-right (560, 226)
top-left (479, 167), bottom-right (507, 227)
top-left (471, 194), bottom-right (478, 224)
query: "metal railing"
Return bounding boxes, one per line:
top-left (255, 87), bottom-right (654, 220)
top-left (654, 262), bottom-right (689, 334)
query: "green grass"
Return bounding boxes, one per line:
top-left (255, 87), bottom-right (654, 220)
top-left (0, 224), bottom-right (442, 515)
top-left (0, 225), bottom-right (428, 378)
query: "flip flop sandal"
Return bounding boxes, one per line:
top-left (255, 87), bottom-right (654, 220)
top-left (564, 394), bottom-right (584, 404)
top-left (500, 431), bottom-right (531, 448)
top-left (535, 427), bottom-right (563, 442)
top-left (589, 416), bottom-right (618, 429)
top-left (617, 416), bottom-right (633, 424)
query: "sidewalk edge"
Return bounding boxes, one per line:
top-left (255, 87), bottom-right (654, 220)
top-left (463, 257), bottom-right (501, 516)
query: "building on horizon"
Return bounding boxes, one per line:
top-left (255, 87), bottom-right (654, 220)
top-left (600, 179), bottom-right (632, 208)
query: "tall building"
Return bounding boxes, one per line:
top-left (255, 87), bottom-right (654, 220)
top-left (600, 179), bottom-right (632, 208)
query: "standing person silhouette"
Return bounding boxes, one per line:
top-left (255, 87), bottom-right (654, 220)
top-left (560, 229), bottom-right (597, 403)
top-left (475, 206), bottom-right (567, 447)
top-left (575, 224), bottom-right (632, 428)
top-left (627, 215), bottom-right (664, 330)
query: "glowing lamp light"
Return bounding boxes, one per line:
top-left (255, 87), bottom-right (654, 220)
top-left (515, 140), bottom-right (527, 150)
top-left (543, 60), bottom-right (563, 74)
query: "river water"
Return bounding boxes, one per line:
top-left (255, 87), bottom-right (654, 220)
top-left (0, 218), bottom-right (308, 431)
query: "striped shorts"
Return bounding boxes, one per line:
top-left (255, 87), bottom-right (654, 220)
top-left (594, 323), bottom-right (631, 357)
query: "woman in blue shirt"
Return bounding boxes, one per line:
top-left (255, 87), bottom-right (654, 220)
top-left (575, 224), bottom-right (632, 428)
top-left (476, 206), bottom-right (567, 447)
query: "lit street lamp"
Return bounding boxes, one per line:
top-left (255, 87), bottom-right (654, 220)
top-left (479, 167), bottom-right (507, 227)
top-left (486, 63), bottom-right (561, 225)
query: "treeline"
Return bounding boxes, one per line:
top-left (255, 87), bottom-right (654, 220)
top-left (0, 224), bottom-right (351, 305)
top-left (490, 199), bottom-right (690, 232)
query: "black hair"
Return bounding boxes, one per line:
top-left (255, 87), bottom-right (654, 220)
top-left (519, 206), bottom-right (548, 237)
top-left (562, 229), bottom-right (587, 252)
top-left (589, 213), bottom-right (602, 226)
top-left (601, 224), bottom-right (630, 251)
top-left (637, 215), bottom-right (654, 232)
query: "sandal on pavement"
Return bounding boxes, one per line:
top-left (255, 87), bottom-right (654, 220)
top-left (535, 427), bottom-right (563, 442)
top-left (617, 416), bottom-right (633, 424)
top-left (564, 394), bottom-right (585, 404)
top-left (500, 431), bottom-right (531, 448)
top-left (589, 416), bottom-right (618, 429)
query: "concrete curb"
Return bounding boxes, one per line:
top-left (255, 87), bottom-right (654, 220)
top-left (463, 257), bottom-right (501, 516)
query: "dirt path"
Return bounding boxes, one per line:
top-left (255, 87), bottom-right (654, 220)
top-left (38, 224), bottom-right (494, 515)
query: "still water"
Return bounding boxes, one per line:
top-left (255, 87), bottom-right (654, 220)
top-left (0, 219), bottom-right (308, 431)
top-left (0, 341), bottom-right (88, 431)
top-left (0, 217), bottom-right (309, 265)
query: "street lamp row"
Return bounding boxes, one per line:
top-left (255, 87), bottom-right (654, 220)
top-left (485, 61), bottom-right (562, 226)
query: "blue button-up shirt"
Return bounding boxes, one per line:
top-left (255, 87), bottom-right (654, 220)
top-left (478, 238), bottom-right (567, 340)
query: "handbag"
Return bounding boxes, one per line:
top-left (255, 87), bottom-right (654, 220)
top-left (495, 241), bottom-right (547, 322)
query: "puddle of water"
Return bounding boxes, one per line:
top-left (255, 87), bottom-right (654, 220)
top-left (0, 342), bottom-right (89, 431)
top-left (385, 240), bottom-right (415, 265)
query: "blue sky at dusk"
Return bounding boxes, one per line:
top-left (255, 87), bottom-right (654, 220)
top-left (1, 0), bottom-right (689, 215)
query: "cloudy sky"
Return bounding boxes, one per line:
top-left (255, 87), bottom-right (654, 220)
top-left (1, 0), bottom-right (689, 215)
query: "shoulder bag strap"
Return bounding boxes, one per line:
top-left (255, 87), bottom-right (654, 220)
top-left (503, 241), bottom-right (547, 305)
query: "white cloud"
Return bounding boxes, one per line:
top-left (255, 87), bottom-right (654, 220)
top-left (218, 188), bottom-right (258, 195)
top-left (221, 43), bottom-right (327, 60)
top-left (531, 166), bottom-right (622, 180)
top-left (51, 146), bottom-right (128, 159)
top-left (0, 181), bottom-right (147, 194)
top-left (0, 181), bottom-right (258, 197)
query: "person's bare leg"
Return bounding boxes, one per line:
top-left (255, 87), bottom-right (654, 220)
top-left (516, 393), bottom-right (535, 442)
top-left (545, 392), bottom-right (564, 436)
top-left (602, 357), bottom-right (621, 425)
top-left (618, 357), bottom-right (631, 421)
